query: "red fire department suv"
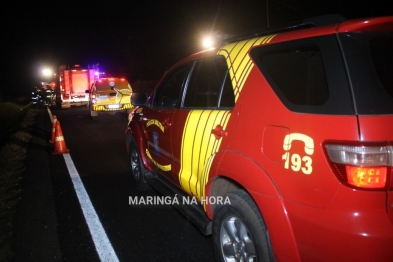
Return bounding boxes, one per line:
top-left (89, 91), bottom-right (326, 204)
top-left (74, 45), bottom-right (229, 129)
top-left (126, 14), bottom-right (393, 261)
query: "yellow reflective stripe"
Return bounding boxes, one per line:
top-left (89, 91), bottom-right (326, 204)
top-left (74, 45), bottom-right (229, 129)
top-left (218, 35), bottom-right (277, 101)
top-left (146, 119), bottom-right (165, 133)
top-left (200, 110), bottom-right (231, 200)
top-left (146, 149), bottom-right (171, 171)
top-left (92, 104), bottom-right (133, 111)
top-left (179, 110), bottom-right (231, 199)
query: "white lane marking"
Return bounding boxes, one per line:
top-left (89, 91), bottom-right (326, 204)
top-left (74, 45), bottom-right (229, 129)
top-left (47, 106), bottom-right (53, 122)
top-left (47, 108), bottom-right (118, 261)
top-left (63, 153), bottom-right (119, 262)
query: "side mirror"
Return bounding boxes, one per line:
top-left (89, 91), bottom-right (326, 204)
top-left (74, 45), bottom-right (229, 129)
top-left (131, 93), bottom-right (148, 106)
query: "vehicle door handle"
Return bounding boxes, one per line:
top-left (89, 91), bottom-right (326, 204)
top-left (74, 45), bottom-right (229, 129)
top-left (212, 125), bottom-right (227, 140)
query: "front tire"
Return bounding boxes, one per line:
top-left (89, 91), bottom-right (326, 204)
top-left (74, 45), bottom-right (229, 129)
top-left (213, 190), bottom-right (274, 262)
top-left (129, 141), bottom-right (150, 191)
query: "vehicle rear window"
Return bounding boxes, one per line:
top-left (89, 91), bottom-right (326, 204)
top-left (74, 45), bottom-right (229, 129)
top-left (95, 79), bottom-right (130, 91)
top-left (251, 35), bottom-right (354, 115)
top-left (339, 32), bottom-right (393, 114)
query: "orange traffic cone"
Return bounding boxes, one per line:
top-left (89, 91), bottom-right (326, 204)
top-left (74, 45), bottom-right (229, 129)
top-left (53, 121), bottom-right (69, 154)
top-left (50, 115), bottom-right (57, 143)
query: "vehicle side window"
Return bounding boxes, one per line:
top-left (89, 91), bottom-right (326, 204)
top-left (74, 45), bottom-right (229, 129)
top-left (152, 63), bottom-right (192, 108)
top-left (370, 36), bottom-right (393, 98)
top-left (183, 56), bottom-right (234, 109)
top-left (251, 35), bottom-right (353, 115)
top-left (219, 71), bottom-right (235, 108)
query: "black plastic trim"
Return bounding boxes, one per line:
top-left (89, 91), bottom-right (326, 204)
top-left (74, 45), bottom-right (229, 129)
top-left (144, 172), bottom-right (212, 235)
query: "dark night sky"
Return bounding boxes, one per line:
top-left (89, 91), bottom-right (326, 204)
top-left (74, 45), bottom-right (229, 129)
top-left (1, 0), bottom-right (392, 100)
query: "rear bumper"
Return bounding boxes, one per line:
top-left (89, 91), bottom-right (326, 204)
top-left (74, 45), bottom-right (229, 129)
top-left (283, 186), bottom-right (393, 261)
top-left (91, 103), bottom-right (133, 112)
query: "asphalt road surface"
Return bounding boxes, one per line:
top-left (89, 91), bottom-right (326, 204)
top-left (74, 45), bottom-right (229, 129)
top-left (14, 106), bottom-right (215, 262)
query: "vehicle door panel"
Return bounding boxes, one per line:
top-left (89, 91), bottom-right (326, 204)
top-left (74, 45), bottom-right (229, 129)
top-left (143, 63), bottom-right (192, 183)
top-left (171, 56), bottom-right (235, 198)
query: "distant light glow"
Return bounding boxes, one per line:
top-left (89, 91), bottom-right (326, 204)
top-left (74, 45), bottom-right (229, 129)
top-left (202, 37), bottom-right (214, 48)
top-left (43, 68), bottom-right (52, 77)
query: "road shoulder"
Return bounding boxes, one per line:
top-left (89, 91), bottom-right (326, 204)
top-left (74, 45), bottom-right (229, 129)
top-left (11, 108), bottom-right (62, 261)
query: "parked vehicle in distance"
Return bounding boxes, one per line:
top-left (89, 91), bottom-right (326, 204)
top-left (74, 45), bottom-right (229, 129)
top-left (87, 77), bottom-right (133, 118)
top-left (57, 64), bottom-right (98, 108)
top-left (126, 14), bottom-right (393, 261)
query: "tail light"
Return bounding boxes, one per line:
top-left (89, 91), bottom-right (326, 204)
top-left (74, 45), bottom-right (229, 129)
top-left (325, 143), bottom-right (392, 190)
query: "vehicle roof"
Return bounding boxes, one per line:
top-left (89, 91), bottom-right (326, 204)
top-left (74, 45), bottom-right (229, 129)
top-left (169, 15), bottom-right (393, 70)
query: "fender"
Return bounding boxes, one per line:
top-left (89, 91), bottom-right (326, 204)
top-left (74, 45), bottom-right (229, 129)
top-left (205, 150), bottom-right (301, 262)
top-left (126, 119), bottom-right (153, 171)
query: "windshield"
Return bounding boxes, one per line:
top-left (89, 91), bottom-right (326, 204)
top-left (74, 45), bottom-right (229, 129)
top-left (339, 32), bottom-right (393, 114)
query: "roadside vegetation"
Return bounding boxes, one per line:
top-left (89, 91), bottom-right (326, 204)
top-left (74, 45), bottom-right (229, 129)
top-left (0, 80), bottom-right (154, 261)
top-left (0, 80), bottom-right (157, 262)
top-left (0, 98), bottom-right (36, 261)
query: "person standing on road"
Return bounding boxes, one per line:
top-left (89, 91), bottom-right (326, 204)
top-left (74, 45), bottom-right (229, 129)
top-left (31, 86), bottom-right (40, 106)
top-left (45, 84), bottom-right (54, 106)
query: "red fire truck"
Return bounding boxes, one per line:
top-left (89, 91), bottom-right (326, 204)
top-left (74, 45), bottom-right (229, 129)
top-left (57, 64), bottom-right (99, 108)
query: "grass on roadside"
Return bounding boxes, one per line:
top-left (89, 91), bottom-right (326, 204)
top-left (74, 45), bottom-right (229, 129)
top-left (0, 106), bottom-right (37, 261)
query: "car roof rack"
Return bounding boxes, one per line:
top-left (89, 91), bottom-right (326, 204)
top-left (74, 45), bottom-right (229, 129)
top-left (222, 14), bottom-right (347, 44)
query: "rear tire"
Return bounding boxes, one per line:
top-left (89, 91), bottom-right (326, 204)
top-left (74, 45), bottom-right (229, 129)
top-left (129, 141), bottom-right (150, 191)
top-left (213, 190), bottom-right (274, 262)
